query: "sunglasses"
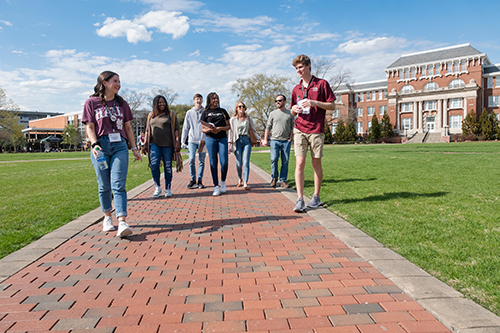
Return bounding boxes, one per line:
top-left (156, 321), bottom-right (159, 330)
top-left (275, 99), bottom-right (284, 103)
top-left (237, 105), bottom-right (246, 108)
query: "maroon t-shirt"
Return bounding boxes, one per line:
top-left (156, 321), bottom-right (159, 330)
top-left (291, 76), bottom-right (335, 134)
top-left (82, 96), bottom-right (133, 139)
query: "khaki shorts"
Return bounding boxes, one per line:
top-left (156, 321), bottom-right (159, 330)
top-left (293, 128), bottom-right (325, 158)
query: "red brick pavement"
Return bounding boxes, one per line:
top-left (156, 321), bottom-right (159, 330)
top-left (0, 157), bottom-right (451, 332)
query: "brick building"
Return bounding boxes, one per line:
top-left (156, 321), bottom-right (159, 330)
top-left (331, 44), bottom-right (500, 140)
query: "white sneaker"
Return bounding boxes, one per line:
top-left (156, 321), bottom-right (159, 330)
top-left (152, 187), bottom-right (162, 198)
top-left (116, 221), bottom-right (132, 238)
top-left (220, 181), bottom-right (227, 193)
top-left (165, 189), bottom-right (172, 197)
top-left (213, 186), bottom-right (221, 196)
top-left (102, 216), bottom-right (115, 232)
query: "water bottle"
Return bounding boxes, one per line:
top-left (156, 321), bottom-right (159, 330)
top-left (95, 147), bottom-right (108, 170)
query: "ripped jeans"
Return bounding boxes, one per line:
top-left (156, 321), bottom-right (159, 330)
top-left (150, 143), bottom-right (173, 190)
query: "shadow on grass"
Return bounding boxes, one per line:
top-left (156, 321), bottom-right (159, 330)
top-left (325, 191), bottom-right (449, 206)
top-left (303, 177), bottom-right (377, 188)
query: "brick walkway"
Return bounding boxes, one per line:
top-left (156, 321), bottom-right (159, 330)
top-left (0, 156), bottom-right (453, 332)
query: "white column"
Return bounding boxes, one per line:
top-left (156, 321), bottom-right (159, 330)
top-left (437, 99), bottom-right (442, 129)
top-left (414, 102), bottom-right (420, 131)
top-left (418, 101), bottom-right (424, 130)
top-left (463, 97), bottom-right (467, 118)
top-left (442, 99), bottom-right (448, 127)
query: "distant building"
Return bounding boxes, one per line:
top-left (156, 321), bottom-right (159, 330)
top-left (330, 44), bottom-right (500, 140)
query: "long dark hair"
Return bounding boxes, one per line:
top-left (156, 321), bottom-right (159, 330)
top-left (91, 70), bottom-right (124, 106)
top-left (204, 92), bottom-right (219, 112)
top-left (152, 95), bottom-right (169, 118)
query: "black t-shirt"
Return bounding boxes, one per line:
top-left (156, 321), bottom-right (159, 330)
top-left (200, 107), bottom-right (230, 139)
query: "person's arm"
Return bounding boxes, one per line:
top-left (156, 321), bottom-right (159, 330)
top-left (175, 130), bottom-right (181, 152)
top-left (85, 122), bottom-right (100, 158)
top-left (212, 119), bottom-right (231, 134)
top-left (262, 130), bottom-right (270, 147)
top-left (124, 121), bottom-right (142, 162)
top-left (181, 112), bottom-right (190, 144)
top-left (301, 99), bottom-right (336, 110)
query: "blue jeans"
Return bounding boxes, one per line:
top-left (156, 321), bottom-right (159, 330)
top-left (270, 139), bottom-right (291, 182)
top-left (205, 136), bottom-right (228, 186)
top-left (91, 136), bottom-right (129, 217)
top-left (234, 135), bottom-right (251, 183)
top-left (150, 143), bottom-right (173, 190)
top-left (188, 142), bottom-right (206, 182)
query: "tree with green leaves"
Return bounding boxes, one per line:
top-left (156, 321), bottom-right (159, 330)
top-left (478, 108), bottom-right (495, 140)
top-left (170, 104), bottom-right (191, 131)
top-left (462, 110), bottom-right (479, 137)
top-left (333, 118), bottom-right (345, 143)
top-left (489, 111), bottom-right (500, 140)
top-left (62, 124), bottom-right (82, 150)
top-left (368, 113), bottom-right (381, 143)
top-left (344, 121), bottom-right (358, 142)
top-left (380, 112), bottom-right (394, 139)
top-left (0, 86), bottom-right (23, 152)
top-left (324, 121), bottom-right (333, 144)
top-left (231, 74), bottom-right (291, 132)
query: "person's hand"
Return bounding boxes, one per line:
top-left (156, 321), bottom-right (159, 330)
top-left (175, 143), bottom-right (181, 153)
top-left (132, 149), bottom-right (142, 162)
top-left (301, 99), bottom-right (313, 108)
top-left (261, 139), bottom-right (267, 147)
top-left (212, 127), bottom-right (221, 134)
top-left (291, 105), bottom-right (302, 114)
top-left (92, 146), bottom-right (101, 159)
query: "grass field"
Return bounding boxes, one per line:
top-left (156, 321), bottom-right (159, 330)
top-left (251, 141), bottom-right (500, 315)
top-left (0, 151), bottom-right (153, 258)
top-left (1, 142), bottom-right (500, 315)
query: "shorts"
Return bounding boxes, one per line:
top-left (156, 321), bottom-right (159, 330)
top-left (293, 128), bottom-right (324, 158)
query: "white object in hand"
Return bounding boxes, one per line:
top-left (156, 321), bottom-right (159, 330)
top-left (298, 98), bottom-right (310, 114)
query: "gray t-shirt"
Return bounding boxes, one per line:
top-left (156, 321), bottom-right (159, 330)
top-left (266, 108), bottom-right (294, 141)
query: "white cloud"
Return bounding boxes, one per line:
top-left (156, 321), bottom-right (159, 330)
top-left (96, 17), bottom-right (152, 44)
top-left (189, 50), bottom-right (200, 57)
top-left (137, 10), bottom-right (189, 39)
top-left (0, 20), bottom-right (13, 26)
top-left (337, 37), bottom-right (407, 55)
top-left (192, 12), bottom-right (274, 34)
top-left (163, 47), bottom-right (173, 52)
top-left (12, 50), bottom-right (27, 55)
top-left (96, 10), bottom-right (189, 44)
top-left (307, 33), bottom-right (341, 42)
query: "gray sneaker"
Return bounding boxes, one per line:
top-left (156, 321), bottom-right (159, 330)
top-left (307, 195), bottom-right (322, 208)
top-left (293, 197), bottom-right (306, 213)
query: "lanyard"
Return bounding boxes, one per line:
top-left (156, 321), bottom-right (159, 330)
top-left (301, 76), bottom-right (313, 99)
top-left (104, 98), bottom-right (117, 132)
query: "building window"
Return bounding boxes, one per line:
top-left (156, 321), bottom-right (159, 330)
top-left (435, 64), bottom-right (441, 75)
top-left (447, 62), bottom-right (453, 74)
top-left (357, 108), bottom-right (363, 117)
top-left (487, 77), bottom-right (493, 88)
top-left (449, 115), bottom-right (463, 129)
top-left (496, 77), bottom-right (500, 88)
top-left (384, 90), bottom-right (388, 99)
top-left (332, 123), bottom-right (337, 134)
top-left (488, 95), bottom-right (500, 107)
top-left (366, 91), bottom-right (371, 101)
top-left (379, 105), bottom-right (387, 115)
top-left (404, 69), bottom-right (409, 79)
top-left (332, 109), bottom-right (339, 118)
top-left (453, 61), bottom-right (459, 73)
top-left (356, 122), bottom-right (363, 133)
top-left (449, 98), bottom-right (463, 109)
top-left (398, 69), bottom-right (403, 78)
top-left (423, 82), bottom-right (438, 91)
top-left (367, 106), bottom-right (375, 116)
top-left (372, 91), bottom-right (376, 101)
top-left (354, 94), bottom-right (358, 103)
top-left (449, 79), bottom-right (465, 89)
top-left (410, 68), bottom-right (416, 78)
top-left (401, 118), bottom-right (413, 130)
top-left (400, 85), bottom-right (415, 94)
top-left (424, 100), bottom-right (437, 110)
top-left (368, 121), bottom-right (372, 129)
top-left (359, 93), bottom-right (364, 102)
top-left (401, 102), bottom-right (413, 112)
top-left (421, 66), bottom-right (426, 76)
top-left (461, 60), bottom-right (467, 72)
top-left (427, 65), bottom-right (433, 76)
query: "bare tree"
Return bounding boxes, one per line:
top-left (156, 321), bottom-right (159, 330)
top-left (148, 87), bottom-right (179, 107)
top-left (311, 57), bottom-right (353, 92)
top-left (120, 89), bottom-right (147, 113)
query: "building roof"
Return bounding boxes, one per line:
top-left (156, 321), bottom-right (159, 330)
top-left (483, 64), bottom-right (500, 75)
top-left (337, 80), bottom-right (387, 93)
top-left (387, 44), bottom-right (487, 69)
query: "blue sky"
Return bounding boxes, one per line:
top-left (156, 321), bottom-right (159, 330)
top-left (2, 0), bottom-right (500, 113)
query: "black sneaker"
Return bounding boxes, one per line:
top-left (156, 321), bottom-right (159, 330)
top-left (187, 180), bottom-right (197, 189)
top-left (197, 181), bottom-right (205, 189)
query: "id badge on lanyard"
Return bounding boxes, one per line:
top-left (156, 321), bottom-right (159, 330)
top-left (108, 132), bottom-right (121, 142)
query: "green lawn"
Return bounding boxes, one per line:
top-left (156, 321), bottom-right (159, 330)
top-left (0, 151), bottom-right (152, 258)
top-left (251, 141), bottom-right (500, 316)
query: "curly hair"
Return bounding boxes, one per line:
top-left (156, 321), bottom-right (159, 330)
top-left (151, 95), bottom-right (169, 118)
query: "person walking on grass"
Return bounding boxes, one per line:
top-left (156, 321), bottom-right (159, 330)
top-left (262, 94), bottom-right (294, 189)
top-left (200, 92), bottom-right (231, 196)
top-left (290, 54), bottom-right (336, 212)
top-left (83, 70), bottom-right (142, 238)
top-left (228, 101), bottom-right (260, 190)
top-left (143, 95), bottom-right (181, 198)
top-left (181, 93), bottom-right (207, 189)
